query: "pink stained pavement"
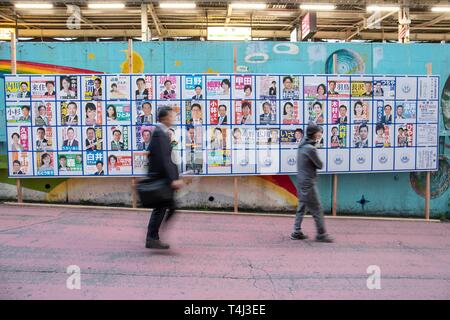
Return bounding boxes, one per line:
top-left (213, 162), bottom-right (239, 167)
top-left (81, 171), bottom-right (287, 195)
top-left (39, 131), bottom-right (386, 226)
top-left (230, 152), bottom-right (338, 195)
top-left (0, 204), bottom-right (449, 300)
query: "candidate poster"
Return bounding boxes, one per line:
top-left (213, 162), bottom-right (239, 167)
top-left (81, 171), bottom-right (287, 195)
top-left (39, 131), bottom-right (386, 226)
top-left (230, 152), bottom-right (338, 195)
top-left (82, 75), bottom-right (104, 101)
top-left (57, 75), bottom-right (79, 100)
top-left (132, 75), bottom-right (154, 100)
top-left (5, 77), bottom-right (31, 100)
top-left (157, 75), bottom-right (178, 100)
top-left (6, 102), bottom-right (31, 125)
top-left (256, 75), bottom-right (278, 100)
top-left (9, 151), bottom-right (32, 176)
top-left (31, 77), bottom-right (56, 99)
top-left (33, 101), bottom-right (55, 127)
top-left (106, 75), bottom-right (130, 100)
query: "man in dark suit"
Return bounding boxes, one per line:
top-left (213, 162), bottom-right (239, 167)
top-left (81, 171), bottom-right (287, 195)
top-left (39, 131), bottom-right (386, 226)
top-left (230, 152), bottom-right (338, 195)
top-left (191, 85), bottom-right (203, 100)
top-left (135, 77), bottom-right (149, 100)
top-left (381, 104), bottom-right (393, 124)
top-left (217, 104), bottom-right (227, 125)
top-left (336, 105), bottom-right (348, 124)
top-left (146, 106), bottom-right (184, 249)
top-left (62, 127), bottom-right (79, 150)
top-left (85, 127), bottom-right (98, 151)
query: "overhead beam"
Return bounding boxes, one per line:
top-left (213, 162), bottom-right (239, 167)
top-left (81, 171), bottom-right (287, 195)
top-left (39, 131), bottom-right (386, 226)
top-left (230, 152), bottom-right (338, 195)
top-left (15, 28), bottom-right (450, 41)
top-left (415, 13), bottom-right (449, 28)
top-left (346, 10), bottom-right (397, 41)
top-left (148, 3), bottom-right (163, 36)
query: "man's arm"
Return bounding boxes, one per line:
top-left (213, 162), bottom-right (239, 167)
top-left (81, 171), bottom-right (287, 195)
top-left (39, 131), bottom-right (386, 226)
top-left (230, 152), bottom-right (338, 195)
top-left (306, 147), bottom-right (323, 170)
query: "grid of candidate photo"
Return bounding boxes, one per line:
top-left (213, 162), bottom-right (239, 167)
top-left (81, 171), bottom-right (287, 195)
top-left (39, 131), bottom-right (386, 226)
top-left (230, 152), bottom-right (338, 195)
top-left (5, 74), bottom-right (440, 177)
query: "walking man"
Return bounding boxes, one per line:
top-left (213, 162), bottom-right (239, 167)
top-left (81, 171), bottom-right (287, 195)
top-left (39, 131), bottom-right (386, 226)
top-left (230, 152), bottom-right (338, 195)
top-left (291, 122), bottom-right (334, 242)
top-left (146, 106), bottom-right (184, 249)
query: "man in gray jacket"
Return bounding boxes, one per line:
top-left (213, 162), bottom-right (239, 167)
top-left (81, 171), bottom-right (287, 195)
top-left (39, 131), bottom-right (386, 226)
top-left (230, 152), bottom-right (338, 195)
top-left (291, 122), bottom-right (334, 242)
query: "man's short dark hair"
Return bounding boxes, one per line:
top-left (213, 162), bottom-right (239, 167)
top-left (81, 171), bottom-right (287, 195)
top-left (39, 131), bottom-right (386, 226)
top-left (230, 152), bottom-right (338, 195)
top-left (59, 155), bottom-right (67, 160)
top-left (67, 127), bottom-right (74, 133)
top-left (142, 101), bottom-right (152, 108)
top-left (37, 127), bottom-right (45, 134)
top-left (113, 129), bottom-right (121, 135)
top-left (20, 82), bottom-right (28, 87)
top-left (164, 80), bottom-right (172, 86)
top-left (38, 105), bottom-right (46, 111)
top-left (45, 81), bottom-right (54, 86)
top-left (13, 160), bottom-right (21, 165)
top-left (218, 104), bottom-right (227, 110)
top-left (11, 132), bottom-right (20, 139)
top-left (67, 102), bottom-right (77, 108)
top-left (21, 105), bottom-right (30, 111)
top-left (96, 160), bottom-right (103, 166)
top-left (359, 124), bottom-right (369, 132)
top-left (294, 128), bottom-right (303, 134)
top-left (86, 127), bottom-right (95, 133)
top-left (329, 80), bottom-right (336, 85)
top-left (191, 103), bottom-right (201, 111)
top-left (339, 105), bottom-right (347, 110)
top-left (194, 85), bottom-right (202, 89)
top-left (158, 106), bottom-right (173, 120)
top-left (94, 77), bottom-right (102, 84)
top-left (136, 77), bottom-right (145, 84)
top-left (283, 76), bottom-right (293, 83)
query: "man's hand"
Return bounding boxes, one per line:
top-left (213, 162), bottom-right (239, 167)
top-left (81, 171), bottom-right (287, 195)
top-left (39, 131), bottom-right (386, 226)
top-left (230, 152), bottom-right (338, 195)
top-left (171, 179), bottom-right (185, 190)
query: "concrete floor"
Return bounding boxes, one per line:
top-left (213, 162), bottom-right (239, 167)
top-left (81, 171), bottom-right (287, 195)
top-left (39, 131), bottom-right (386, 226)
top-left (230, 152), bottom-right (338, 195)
top-left (0, 204), bottom-right (449, 300)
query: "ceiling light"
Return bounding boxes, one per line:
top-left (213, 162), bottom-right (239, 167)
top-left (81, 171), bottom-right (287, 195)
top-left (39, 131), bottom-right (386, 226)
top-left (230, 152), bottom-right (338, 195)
top-left (299, 4), bottom-right (336, 11)
top-left (431, 6), bottom-right (450, 12)
top-left (230, 3), bottom-right (267, 10)
top-left (15, 3), bottom-right (53, 9)
top-left (159, 2), bottom-right (196, 9)
top-left (88, 3), bottom-right (125, 9)
top-left (366, 5), bottom-right (400, 12)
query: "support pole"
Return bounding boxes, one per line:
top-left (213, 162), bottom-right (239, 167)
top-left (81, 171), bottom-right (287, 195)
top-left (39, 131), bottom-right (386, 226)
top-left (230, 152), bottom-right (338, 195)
top-left (11, 30), bottom-right (22, 203)
top-left (128, 38), bottom-right (137, 208)
top-left (233, 45), bottom-right (238, 213)
top-left (425, 62), bottom-right (432, 220)
top-left (331, 53), bottom-right (338, 216)
top-left (141, 4), bottom-right (150, 42)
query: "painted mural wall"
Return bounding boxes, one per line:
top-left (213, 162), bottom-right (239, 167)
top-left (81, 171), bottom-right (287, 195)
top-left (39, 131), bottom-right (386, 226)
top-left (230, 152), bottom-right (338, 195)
top-left (0, 41), bottom-right (449, 217)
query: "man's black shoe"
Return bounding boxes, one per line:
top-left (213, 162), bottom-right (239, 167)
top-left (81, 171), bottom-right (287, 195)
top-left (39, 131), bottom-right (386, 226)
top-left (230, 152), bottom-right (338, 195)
top-left (146, 239), bottom-right (170, 249)
top-left (290, 232), bottom-right (309, 240)
top-left (315, 233), bottom-right (334, 243)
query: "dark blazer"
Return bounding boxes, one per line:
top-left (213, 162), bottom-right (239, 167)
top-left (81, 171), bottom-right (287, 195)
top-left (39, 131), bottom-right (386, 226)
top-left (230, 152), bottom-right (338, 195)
top-left (63, 139), bottom-right (79, 148)
top-left (147, 125), bottom-right (179, 183)
top-left (135, 88), bottom-right (149, 99)
top-left (191, 94), bottom-right (203, 100)
top-left (85, 138), bottom-right (97, 151)
top-left (381, 114), bottom-right (392, 124)
top-left (337, 116), bottom-right (348, 124)
top-left (217, 115), bottom-right (227, 125)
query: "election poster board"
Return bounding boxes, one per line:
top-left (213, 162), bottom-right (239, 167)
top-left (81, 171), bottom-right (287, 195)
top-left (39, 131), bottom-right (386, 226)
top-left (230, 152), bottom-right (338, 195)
top-left (4, 74), bottom-right (440, 177)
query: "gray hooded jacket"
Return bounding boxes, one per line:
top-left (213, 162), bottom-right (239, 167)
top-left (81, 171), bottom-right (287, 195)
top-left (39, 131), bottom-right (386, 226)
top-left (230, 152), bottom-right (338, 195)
top-left (296, 137), bottom-right (323, 201)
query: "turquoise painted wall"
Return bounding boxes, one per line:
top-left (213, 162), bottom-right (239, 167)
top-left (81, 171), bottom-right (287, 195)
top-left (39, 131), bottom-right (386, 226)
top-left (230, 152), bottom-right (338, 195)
top-left (0, 41), bottom-right (449, 216)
